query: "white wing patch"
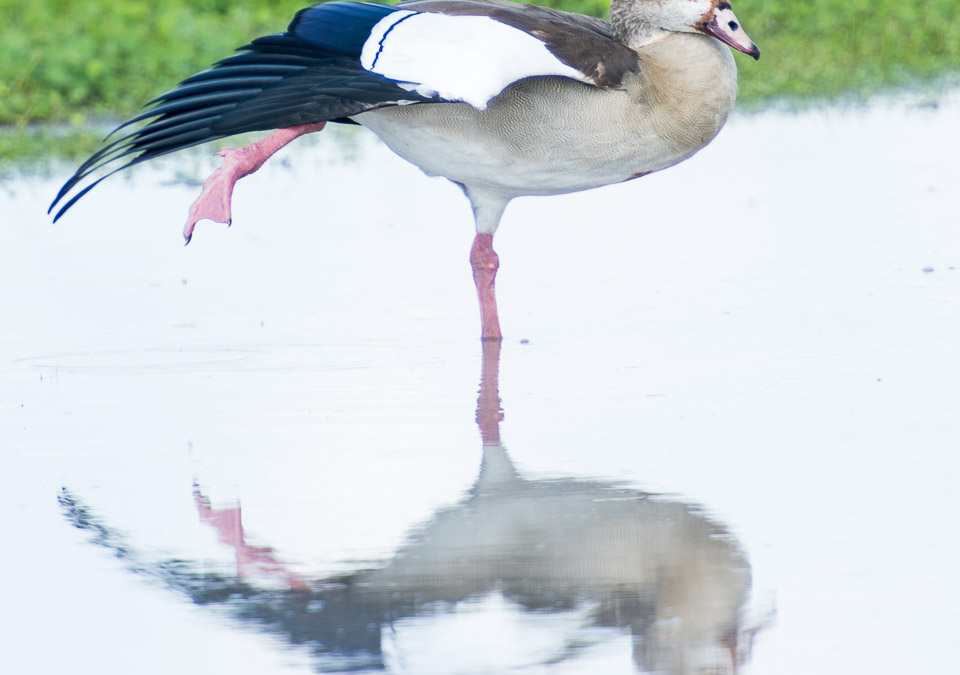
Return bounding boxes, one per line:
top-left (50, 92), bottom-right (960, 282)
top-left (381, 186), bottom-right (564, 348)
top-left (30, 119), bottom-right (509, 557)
top-left (360, 10), bottom-right (589, 109)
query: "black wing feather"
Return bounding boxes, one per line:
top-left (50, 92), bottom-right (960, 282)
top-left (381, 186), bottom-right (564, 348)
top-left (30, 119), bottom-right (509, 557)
top-left (50, 2), bottom-right (434, 221)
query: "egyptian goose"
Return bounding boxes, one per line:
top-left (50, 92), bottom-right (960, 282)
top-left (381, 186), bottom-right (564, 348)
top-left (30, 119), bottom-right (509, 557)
top-left (50, 0), bottom-right (759, 339)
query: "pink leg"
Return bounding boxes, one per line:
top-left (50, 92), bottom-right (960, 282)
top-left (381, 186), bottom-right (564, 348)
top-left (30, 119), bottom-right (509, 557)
top-left (476, 339), bottom-right (503, 443)
top-left (471, 233), bottom-right (502, 340)
top-left (183, 122), bottom-right (327, 243)
top-left (194, 487), bottom-right (309, 590)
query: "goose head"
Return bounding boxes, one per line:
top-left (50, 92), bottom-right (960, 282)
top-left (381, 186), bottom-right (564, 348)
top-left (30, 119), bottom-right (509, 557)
top-left (612, 0), bottom-right (761, 60)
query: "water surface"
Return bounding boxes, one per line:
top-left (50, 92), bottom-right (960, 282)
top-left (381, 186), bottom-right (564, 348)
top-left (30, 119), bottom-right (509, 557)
top-left (2, 93), bottom-right (959, 674)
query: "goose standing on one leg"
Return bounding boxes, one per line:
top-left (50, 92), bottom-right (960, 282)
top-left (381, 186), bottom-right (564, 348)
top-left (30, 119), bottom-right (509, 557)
top-left (50, 0), bottom-right (759, 340)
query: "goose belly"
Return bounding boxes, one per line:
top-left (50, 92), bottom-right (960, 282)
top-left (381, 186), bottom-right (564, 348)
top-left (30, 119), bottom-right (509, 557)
top-left (354, 77), bottom-right (693, 197)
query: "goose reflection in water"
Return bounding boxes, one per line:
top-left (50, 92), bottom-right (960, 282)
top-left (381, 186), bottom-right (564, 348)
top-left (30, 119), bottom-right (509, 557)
top-left (60, 342), bottom-right (760, 674)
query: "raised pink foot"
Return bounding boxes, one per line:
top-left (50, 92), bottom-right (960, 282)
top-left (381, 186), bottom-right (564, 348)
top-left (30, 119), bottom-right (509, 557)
top-left (183, 122), bottom-right (327, 243)
top-left (194, 486), bottom-right (309, 590)
top-left (471, 233), bottom-right (502, 340)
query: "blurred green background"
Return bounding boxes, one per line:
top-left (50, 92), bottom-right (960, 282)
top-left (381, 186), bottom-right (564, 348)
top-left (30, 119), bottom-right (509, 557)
top-left (2, 0), bottom-right (958, 162)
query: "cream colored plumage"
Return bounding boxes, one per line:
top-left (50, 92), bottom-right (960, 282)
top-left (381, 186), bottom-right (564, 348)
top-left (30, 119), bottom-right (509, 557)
top-left (50, 0), bottom-right (759, 339)
top-left (358, 32), bottom-right (740, 205)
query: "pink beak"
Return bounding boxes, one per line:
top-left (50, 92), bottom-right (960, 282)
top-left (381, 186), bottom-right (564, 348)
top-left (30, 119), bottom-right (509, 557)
top-left (702, 5), bottom-right (761, 60)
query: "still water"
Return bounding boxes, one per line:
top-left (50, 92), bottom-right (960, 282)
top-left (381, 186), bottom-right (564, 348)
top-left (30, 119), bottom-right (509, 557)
top-left (2, 91), bottom-right (959, 674)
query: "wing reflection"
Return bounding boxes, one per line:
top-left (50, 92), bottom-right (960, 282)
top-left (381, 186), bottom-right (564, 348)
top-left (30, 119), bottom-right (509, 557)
top-left (60, 341), bottom-right (757, 674)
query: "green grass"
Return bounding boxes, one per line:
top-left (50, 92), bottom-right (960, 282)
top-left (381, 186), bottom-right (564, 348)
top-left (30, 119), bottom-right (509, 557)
top-left (1, 0), bottom-right (307, 125)
top-left (735, 0), bottom-right (960, 102)
top-left (2, 0), bottom-right (958, 162)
